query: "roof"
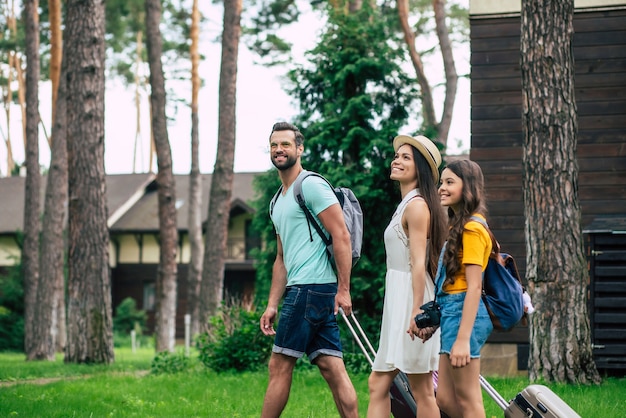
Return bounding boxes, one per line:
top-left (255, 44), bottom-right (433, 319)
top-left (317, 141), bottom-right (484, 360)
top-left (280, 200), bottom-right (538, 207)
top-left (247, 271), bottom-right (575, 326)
top-left (0, 172), bottom-right (263, 235)
top-left (107, 172), bottom-right (262, 232)
top-left (583, 215), bottom-right (626, 234)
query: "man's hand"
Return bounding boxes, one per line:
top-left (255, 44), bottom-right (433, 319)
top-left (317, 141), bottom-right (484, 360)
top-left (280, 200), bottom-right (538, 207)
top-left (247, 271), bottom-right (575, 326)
top-left (335, 288), bottom-right (352, 316)
top-left (260, 307), bottom-right (278, 336)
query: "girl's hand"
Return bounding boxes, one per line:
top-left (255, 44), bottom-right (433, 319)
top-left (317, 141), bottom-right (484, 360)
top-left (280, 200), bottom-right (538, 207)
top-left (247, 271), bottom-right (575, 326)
top-left (417, 326), bottom-right (438, 343)
top-left (449, 340), bottom-right (471, 367)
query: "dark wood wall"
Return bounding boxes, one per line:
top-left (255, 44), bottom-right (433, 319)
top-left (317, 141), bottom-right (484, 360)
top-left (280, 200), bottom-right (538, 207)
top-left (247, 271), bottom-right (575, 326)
top-left (470, 8), bottom-right (626, 344)
top-left (111, 264), bottom-right (256, 338)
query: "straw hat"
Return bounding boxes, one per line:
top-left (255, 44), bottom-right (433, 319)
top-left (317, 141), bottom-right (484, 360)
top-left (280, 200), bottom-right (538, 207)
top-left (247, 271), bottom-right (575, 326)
top-left (393, 135), bottom-right (442, 183)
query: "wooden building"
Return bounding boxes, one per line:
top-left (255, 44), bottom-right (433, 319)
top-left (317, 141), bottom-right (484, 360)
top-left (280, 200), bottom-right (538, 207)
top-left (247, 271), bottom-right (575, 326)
top-left (470, 0), bottom-right (626, 372)
top-left (0, 173), bottom-right (262, 339)
top-left (108, 173), bottom-right (262, 337)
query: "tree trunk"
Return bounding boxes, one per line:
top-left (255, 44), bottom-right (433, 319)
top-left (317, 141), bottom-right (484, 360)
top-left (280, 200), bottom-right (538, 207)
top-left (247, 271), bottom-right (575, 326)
top-left (432, 0), bottom-right (457, 145)
top-left (521, 0), bottom-right (600, 384)
top-left (396, 0), bottom-right (458, 146)
top-left (48, 0), bottom-right (62, 145)
top-left (34, 58), bottom-right (69, 359)
top-left (23, 0), bottom-right (42, 358)
top-left (65, 0), bottom-right (114, 364)
top-left (3, 53), bottom-right (16, 175)
top-left (187, 0), bottom-right (203, 337)
top-left (145, 0), bottom-right (179, 352)
top-left (49, 0), bottom-right (66, 354)
top-left (133, 30), bottom-right (144, 174)
top-left (199, 0), bottom-right (242, 323)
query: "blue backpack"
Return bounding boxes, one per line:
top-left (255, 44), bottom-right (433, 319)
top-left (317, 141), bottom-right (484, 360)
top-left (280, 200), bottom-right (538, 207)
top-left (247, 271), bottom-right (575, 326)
top-left (270, 170), bottom-right (363, 267)
top-left (470, 216), bottom-right (525, 332)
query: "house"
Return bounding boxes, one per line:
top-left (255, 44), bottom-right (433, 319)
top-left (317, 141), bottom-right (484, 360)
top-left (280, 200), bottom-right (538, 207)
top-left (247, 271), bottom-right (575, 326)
top-left (108, 173), bottom-right (262, 336)
top-left (470, 0), bottom-right (626, 373)
top-left (0, 172), bottom-right (264, 337)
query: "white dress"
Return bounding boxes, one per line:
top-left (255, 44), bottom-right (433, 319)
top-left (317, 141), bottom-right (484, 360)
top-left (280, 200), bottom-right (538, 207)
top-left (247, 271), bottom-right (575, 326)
top-left (372, 189), bottom-right (441, 374)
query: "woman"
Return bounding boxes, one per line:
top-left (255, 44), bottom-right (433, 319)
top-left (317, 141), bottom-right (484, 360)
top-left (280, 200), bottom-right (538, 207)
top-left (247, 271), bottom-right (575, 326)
top-left (433, 159), bottom-right (494, 418)
top-left (367, 135), bottom-right (446, 418)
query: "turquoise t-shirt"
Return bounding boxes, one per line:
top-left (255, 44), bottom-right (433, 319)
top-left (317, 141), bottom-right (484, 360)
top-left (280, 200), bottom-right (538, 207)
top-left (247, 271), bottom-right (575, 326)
top-left (270, 175), bottom-right (339, 286)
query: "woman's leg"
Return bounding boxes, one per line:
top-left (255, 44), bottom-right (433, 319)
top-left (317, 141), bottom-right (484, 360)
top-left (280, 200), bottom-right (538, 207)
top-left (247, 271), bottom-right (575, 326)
top-left (407, 372), bottom-right (439, 418)
top-left (367, 370), bottom-right (398, 418)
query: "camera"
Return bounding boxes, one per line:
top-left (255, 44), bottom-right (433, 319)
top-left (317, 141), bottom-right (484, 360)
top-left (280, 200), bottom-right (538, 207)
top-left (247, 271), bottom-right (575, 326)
top-left (414, 300), bottom-right (441, 328)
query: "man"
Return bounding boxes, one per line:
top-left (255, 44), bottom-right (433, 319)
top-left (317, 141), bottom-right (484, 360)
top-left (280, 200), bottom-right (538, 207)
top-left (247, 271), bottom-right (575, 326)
top-left (260, 122), bottom-right (359, 418)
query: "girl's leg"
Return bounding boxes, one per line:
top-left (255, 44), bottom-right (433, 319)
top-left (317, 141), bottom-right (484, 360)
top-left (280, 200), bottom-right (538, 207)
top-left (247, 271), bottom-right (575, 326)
top-left (367, 370), bottom-right (398, 418)
top-left (449, 358), bottom-right (484, 418)
top-left (407, 372), bottom-right (439, 418)
top-left (435, 354), bottom-right (460, 418)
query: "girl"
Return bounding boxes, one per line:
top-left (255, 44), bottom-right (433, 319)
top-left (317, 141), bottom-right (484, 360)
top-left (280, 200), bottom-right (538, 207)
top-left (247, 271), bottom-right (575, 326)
top-left (433, 159), bottom-right (494, 418)
top-left (367, 135), bottom-right (446, 418)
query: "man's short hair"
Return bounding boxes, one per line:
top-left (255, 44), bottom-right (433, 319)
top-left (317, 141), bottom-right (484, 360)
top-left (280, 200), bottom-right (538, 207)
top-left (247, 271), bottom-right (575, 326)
top-left (270, 122), bottom-right (304, 146)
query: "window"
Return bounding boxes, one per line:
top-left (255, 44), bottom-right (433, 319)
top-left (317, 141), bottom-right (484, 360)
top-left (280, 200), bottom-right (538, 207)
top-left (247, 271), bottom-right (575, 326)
top-left (143, 282), bottom-right (156, 311)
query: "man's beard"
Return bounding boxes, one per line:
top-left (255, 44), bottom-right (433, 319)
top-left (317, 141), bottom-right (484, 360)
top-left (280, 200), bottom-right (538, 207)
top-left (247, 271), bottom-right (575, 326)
top-left (272, 154), bottom-right (297, 171)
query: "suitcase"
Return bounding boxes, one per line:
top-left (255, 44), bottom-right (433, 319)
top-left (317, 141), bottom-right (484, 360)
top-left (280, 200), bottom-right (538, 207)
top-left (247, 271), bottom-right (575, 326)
top-left (339, 308), bottom-right (418, 418)
top-left (479, 375), bottom-right (581, 418)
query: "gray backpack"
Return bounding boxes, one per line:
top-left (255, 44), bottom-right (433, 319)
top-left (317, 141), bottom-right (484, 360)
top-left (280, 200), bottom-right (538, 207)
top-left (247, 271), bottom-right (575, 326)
top-left (270, 170), bottom-right (363, 267)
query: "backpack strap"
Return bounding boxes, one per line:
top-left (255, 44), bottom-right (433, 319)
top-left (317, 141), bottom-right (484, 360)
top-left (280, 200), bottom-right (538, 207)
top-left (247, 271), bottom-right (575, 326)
top-left (293, 170), bottom-right (333, 247)
top-left (269, 185), bottom-right (283, 216)
top-left (469, 215), bottom-right (500, 254)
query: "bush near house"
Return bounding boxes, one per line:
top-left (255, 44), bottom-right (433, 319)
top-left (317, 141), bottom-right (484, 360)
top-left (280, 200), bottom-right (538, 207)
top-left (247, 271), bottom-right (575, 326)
top-left (0, 264), bottom-right (24, 351)
top-left (196, 302), bottom-right (272, 373)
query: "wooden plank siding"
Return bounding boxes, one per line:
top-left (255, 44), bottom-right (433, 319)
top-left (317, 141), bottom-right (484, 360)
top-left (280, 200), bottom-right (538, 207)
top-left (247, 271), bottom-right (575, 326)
top-left (470, 8), bottom-right (626, 344)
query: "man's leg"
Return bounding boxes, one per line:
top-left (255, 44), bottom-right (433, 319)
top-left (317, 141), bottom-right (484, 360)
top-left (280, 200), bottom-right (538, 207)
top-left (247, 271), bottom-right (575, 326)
top-left (261, 352), bottom-right (297, 418)
top-left (316, 354), bottom-right (359, 418)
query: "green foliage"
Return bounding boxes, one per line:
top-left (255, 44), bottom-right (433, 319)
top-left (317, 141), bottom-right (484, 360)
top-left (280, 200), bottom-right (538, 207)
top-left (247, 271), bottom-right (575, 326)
top-left (250, 5), bottom-right (423, 350)
top-left (0, 263), bottom-right (24, 351)
top-left (113, 297), bottom-right (147, 335)
top-left (105, 0), bottom-right (198, 100)
top-left (1, 351), bottom-right (624, 418)
top-left (249, 170), bottom-right (282, 301)
top-left (196, 302), bottom-right (272, 373)
top-left (150, 349), bottom-right (191, 374)
top-left (289, 6), bottom-right (421, 331)
top-left (243, 0), bottom-right (300, 65)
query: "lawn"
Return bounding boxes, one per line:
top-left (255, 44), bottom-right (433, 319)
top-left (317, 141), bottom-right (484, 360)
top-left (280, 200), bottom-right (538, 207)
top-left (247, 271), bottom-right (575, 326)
top-left (1, 348), bottom-right (624, 417)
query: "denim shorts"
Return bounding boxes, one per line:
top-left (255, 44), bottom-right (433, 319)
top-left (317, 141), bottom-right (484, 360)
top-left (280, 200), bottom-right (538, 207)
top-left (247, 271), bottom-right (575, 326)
top-left (273, 283), bottom-right (343, 362)
top-left (438, 292), bottom-right (493, 358)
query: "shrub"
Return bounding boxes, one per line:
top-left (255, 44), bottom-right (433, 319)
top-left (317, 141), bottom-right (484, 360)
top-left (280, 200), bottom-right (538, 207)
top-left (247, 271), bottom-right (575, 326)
top-left (196, 302), bottom-right (272, 373)
top-left (150, 349), bottom-right (191, 374)
top-left (0, 263), bottom-right (24, 351)
top-left (113, 297), bottom-right (147, 335)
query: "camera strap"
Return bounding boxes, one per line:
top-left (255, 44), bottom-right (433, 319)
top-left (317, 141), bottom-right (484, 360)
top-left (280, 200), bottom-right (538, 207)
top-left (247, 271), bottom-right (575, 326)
top-left (432, 241), bottom-right (447, 303)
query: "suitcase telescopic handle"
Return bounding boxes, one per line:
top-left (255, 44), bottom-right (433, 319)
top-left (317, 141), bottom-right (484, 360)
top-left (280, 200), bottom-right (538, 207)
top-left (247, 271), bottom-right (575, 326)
top-left (479, 375), bottom-right (509, 411)
top-left (338, 308), bottom-right (376, 366)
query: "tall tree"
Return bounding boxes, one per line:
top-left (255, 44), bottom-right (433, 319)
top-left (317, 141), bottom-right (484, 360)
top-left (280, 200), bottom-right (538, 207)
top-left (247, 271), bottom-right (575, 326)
top-left (1, 1), bottom-right (20, 175)
top-left (48, 0), bottom-right (67, 353)
top-left (199, 0), bottom-right (243, 323)
top-left (33, 55), bottom-right (68, 360)
top-left (396, 0), bottom-right (460, 145)
top-left (186, 0), bottom-right (203, 337)
top-left (22, 0), bottom-right (41, 358)
top-left (65, 0), bottom-right (114, 364)
top-left (48, 0), bottom-right (61, 145)
top-left (252, 4), bottom-right (420, 335)
top-left (145, 0), bottom-right (179, 352)
top-left (28, 0), bottom-right (68, 358)
top-left (521, 0), bottom-right (600, 384)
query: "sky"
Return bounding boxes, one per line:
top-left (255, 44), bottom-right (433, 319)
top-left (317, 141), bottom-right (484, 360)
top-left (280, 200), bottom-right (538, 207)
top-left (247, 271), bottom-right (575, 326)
top-left (0, 2), bottom-right (470, 176)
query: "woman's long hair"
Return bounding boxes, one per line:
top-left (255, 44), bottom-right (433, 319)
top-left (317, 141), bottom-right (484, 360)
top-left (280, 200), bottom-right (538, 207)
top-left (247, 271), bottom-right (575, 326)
top-left (442, 160), bottom-right (491, 286)
top-left (411, 147), bottom-right (446, 280)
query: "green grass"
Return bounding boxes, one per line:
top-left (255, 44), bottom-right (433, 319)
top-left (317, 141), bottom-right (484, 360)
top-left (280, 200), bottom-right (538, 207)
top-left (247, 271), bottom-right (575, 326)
top-left (1, 349), bottom-right (625, 417)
